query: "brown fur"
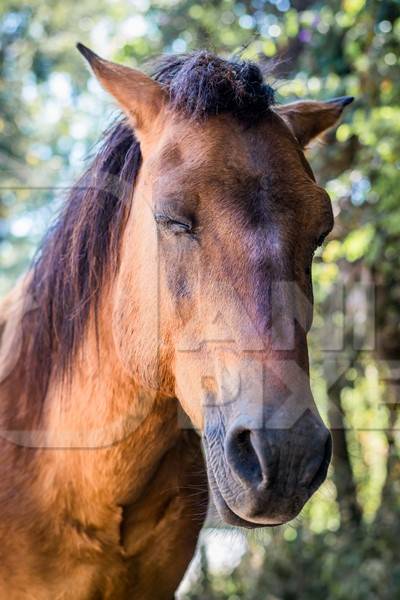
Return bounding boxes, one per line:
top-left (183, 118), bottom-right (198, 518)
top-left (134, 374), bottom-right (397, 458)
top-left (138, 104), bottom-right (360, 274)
top-left (0, 47), bottom-right (352, 598)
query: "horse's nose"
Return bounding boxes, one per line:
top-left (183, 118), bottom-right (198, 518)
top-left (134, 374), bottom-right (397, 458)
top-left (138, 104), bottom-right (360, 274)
top-left (224, 410), bottom-right (332, 495)
top-left (224, 423), bottom-right (278, 490)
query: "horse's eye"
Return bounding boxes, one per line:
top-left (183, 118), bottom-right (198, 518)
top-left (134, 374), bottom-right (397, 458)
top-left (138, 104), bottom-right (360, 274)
top-left (316, 233), bottom-right (327, 248)
top-left (154, 213), bottom-right (193, 234)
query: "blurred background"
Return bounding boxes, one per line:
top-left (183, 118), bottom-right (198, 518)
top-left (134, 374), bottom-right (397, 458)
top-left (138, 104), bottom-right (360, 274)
top-left (1, 0), bottom-right (399, 598)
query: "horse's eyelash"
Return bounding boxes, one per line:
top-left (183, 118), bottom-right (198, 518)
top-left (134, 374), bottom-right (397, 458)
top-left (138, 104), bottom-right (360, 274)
top-left (154, 213), bottom-right (193, 233)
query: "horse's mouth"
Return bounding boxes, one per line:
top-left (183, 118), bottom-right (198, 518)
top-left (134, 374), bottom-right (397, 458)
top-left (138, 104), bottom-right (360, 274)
top-left (207, 464), bottom-right (284, 529)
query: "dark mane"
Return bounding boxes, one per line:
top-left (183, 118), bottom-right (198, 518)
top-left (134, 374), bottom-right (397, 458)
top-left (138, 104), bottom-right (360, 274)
top-left (152, 51), bottom-right (274, 121)
top-left (25, 51), bottom-right (275, 404)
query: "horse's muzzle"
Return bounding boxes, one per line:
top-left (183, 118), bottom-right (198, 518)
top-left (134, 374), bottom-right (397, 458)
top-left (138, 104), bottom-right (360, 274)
top-left (204, 409), bottom-right (332, 528)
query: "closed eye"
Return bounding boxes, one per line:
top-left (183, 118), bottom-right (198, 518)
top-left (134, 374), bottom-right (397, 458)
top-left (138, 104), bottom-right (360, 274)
top-left (306, 232), bottom-right (329, 276)
top-left (315, 228), bottom-right (332, 249)
top-left (154, 213), bottom-right (193, 234)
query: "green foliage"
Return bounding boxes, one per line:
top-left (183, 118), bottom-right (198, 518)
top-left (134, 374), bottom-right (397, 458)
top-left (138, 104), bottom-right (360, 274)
top-left (186, 523), bottom-right (400, 600)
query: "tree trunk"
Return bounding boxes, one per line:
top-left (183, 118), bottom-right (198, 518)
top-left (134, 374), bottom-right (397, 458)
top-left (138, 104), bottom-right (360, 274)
top-left (325, 360), bottom-right (363, 528)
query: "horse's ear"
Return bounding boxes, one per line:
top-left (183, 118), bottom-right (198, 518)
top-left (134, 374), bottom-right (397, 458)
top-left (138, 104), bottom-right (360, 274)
top-left (275, 97), bottom-right (354, 147)
top-left (77, 43), bottom-right (166, 139)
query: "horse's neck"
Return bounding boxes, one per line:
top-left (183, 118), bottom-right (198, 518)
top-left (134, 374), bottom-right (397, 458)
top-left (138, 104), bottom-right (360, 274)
top-left (0, 279), bottom-right (180, 516)
top-left (0, 282), bottom-right (206, 598)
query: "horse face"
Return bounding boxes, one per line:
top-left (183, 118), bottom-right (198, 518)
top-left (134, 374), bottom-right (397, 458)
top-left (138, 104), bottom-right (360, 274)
top-left (143, 113), bottom-right (334, 527)
top-left (81, 47), bottom-right (352, 528)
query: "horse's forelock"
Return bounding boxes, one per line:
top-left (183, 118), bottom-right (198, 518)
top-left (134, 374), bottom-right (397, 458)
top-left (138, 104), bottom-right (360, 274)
top-left (151, 51), bottom-right (275, 122)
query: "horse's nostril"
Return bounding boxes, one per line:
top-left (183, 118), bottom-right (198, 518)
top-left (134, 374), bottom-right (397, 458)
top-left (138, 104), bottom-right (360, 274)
top-left (224, 420), bottom-right (332, 499)
top-left (225, 426), bottom-right (264, 487)
top-left (236, 429), bottom-right (251, 455)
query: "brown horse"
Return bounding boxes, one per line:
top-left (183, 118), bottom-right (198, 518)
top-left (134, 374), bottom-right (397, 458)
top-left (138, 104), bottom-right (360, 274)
top-left (0, 45), bottom-right (353, 599)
